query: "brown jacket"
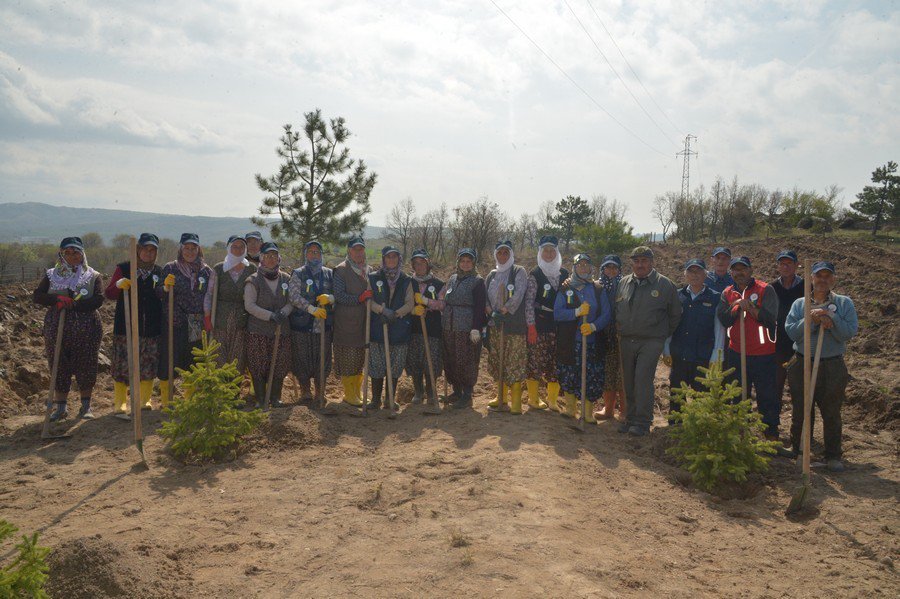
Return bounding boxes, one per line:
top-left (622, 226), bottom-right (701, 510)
top-left (333, 259), bottom-right (369, 347)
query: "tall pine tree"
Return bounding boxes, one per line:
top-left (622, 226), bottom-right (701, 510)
top-left (851, 161), bottom-right (899, 237)
top-left (254, 109), bottom-right (377, 244)
top-left (549, 195), bottom-right (594, 252)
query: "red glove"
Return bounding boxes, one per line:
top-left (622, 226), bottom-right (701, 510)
top-left (527, 324), bottom-right (538, 345)
top-left (55, 296), bottom-right (75, 311)
top-left (358, 289), bottom-right (373, 303)
top-left (204, 314), bottom-right (213, 332)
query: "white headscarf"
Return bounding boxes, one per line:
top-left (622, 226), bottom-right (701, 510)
top-left (223, 239), bottom-right (250, 272)
top-left (494, 246), bottom-right (514, 273)
top-left (537, 243), bottom-right (562, 287)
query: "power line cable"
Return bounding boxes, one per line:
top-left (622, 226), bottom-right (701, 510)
top-left (563, 0), bottom-right (678, 147)
top-left (488, 0), bottom-right (668, 157)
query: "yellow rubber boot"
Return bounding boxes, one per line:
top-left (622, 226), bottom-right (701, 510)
top-left (563, 393), bottom-right (577, 418)
top-left (139, 380), bottom-right (153, 409)
top-left (159, 379), bottom-right (171, 409)
top-left (488, 384), bottom-right (508, 410)
top-left (113, 381), bottom-right (129, 413)
top-left (585, 400), bottom-right (596, 424)
top-left (546, 382), bottom-right (561, 412)
top-left (525, 378), bottom-right (547, 410)
top-left (510, 382), bottom-right (523, 414)
top-left (342, 377), bottom-right (362, 406)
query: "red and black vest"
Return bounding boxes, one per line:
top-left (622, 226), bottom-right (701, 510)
top-left (722, 279), bottom-right (776, 356)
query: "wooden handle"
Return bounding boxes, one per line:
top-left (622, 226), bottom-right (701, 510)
top-left (802, 259), bottom-right (812, 476)
top-left (129, 237), bottom-right (142, 443)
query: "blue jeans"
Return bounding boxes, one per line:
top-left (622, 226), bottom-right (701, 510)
top-left (724, 349), bottom-right (779, 436)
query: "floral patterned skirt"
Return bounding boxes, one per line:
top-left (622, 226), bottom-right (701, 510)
top-left (442, 330), bottom-right (481, 388)
top-left (487, 331), bottom-right (527, 384)
top-left (405, 334), bottom-right (443, 377)
top-left (291, 330), bottom-right (333, 383)
top-left (557, 340), bottom-right (606, 401)
top-left (604, 328), bottom-right (624, 393)
top-left (111, 334), bottom-right (160, 383)
top-left (44, 309), bottom-right (103, 394)
top-left (368, 341), bottom-right (407, 380)
top-left (526, 330), bottom-right (558, 382)
top-left (213, 311), bottom-right (247, 372)
top-left (333, 344), bottom-right (366, 377)
top-left (246, 332), bottom-right (292, 382)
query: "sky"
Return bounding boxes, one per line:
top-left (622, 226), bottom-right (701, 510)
top-left (1, 0), bottom-right (898, 234)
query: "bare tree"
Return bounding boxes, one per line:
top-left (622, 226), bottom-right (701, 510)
top-left (652, 192), bottom-right (678, 243)
top-left (385, 197), bottom-right (417, 257)
top-left (412, 202), bottom-right (449, 262)
top-left (448, 197), bottom-right (508, 264)
top-left (708, 177), bottom-right (726, 242)
top-left (763, 189), bottom-right (784, 239)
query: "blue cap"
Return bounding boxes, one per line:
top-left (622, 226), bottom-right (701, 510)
top-left (180, 233), bottom-right (200, 245)
top-left (59, 236), bottom-right (84, 251)
top-left (137, 233), bottom-right (159, 248)
top-left (260, 241), bottom-right (279, 254)
top-left (304, 240), bottom-right (323, 252)
top-left (573, 253), bottom-right (592, 264)
top-left (712, 247), bottom-right (731, 258)
top-left (226, 234), bottom-right (245, 246)
top-left (381, 245), bottom-right (400, 258)
top-left (600, 255), bottom-right (621, 268)
top-left (776, 249), bottom-right (798, 262)
top-left (684, 258), bottom-right (707, 271)
top-left (245, 231), bottom-right (263, 241)
top-left (729, 256), bottom-right (752, 269)
top-left (495, 239), bottom-right (513, 251)
top-left (347, 236), bottom-right (365, 249)
top-left (538, 235), bottom-right (558, 247)
top-left (457, 247), bottom-right (476, 260)
top-left (812, 261), bottom-right (835, 274)
top-left (410, 248), bottom-right (429, 262)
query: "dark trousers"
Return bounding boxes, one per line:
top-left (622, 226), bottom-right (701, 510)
top-left (775, 348), bottom-right (794, 404)
top-left (787, 356), bottom-right (848, 460)
top-left (724, 349), bottom-right (779, 436)
top-left (668, 356), bottom-right (706, 412)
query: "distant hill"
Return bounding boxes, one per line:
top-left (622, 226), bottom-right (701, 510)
top-left (0, 202), bottom-right (386, 244)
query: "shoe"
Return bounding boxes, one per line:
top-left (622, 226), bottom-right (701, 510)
top-left (49, 403), bottom-right (68, 422)
top-left (525, 379), bottom-right (547, 410)
top-left (115, 412), bottom-right (132, 421)
top-left (546, 382), bottom-right (561, 412)
top-left (627, 425), bottom-right (647, 437)
top-left (563, 393), bottom-right (577, 418)
top-left (140, 380), bottom-right (154, 410)
top-left (78, 401), bottom-right (94, 420)
top-left (617, 421), bottom-right (630, 434)
top-left (826, 459), bottom-right (845, 473)
top-left (113, 381), bottom-right (129, 413)
top-left (452, 388), bottom-right (473, 410)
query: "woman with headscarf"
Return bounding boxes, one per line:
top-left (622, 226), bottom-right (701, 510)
top-left (105, 233), bottom-right (164, 418)
top-left (438, 248), bottom-right (486, 410)
top-left (332, 237), bottom-right (372, 406)
top-left (156, 233), bottom-right (215, 406)
top-left (32, 236), bottom-right (104, 421)
top-left (367, 246), bottom-right (414, 409)
top-left (212, 235), bottom-right (256, 372)
top-left (524, 235), bottom-right (568, 412)
top-left (485, 240), bottom-right (529, 414)
top-left (553, 253), bottom-right (611, 422)
top-left (244, 242), bottom-right (293, 408)
top-left (288, 240), bottom-right (333, 403)
top-left (406, 248), bottom-right (444, 404)
top-left (593, 255), bottom-right (625, 420)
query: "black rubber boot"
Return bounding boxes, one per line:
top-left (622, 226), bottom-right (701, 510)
top-left (252, 376), bottom-right (268, 411)
top-left (371, 378), bottom-right (384, 410)
top-left (411, 372), bottom-right (425, 404)
top-left (453, 387), bottom-right (473, 410)
top-left (78, 397), bottom-right (94, 419)
top-left (270, 379), bottom-right (285, 408)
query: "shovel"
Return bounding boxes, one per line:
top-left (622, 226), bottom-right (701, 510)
top-left (787, 260), bottom-right (815, 515)
top-left (420, 308), bottom-right (441, 415)
top-left (41, 307), bottom-right (72, 441)
top-left (568, 314), bottom-right (589, 432)
top-left (128, 237), bottom-right (146, 463)
top-left (262, 324), bottom-right (282, 411)
top-left (383, 320), bottom-right (398, 419)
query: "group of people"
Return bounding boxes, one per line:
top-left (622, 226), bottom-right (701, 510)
top-left (34, 232), bottom-right (858, 470)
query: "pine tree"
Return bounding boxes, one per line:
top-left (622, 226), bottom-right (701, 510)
top-left (160, 333), bottom-right (264, 461)
top-left (550, 195), bottom-right (594, 252)
top-left (0, 519), bottom-right (50, 598)
top-left (667, 362), bottom-right (777, 492)
top-left (851, 161), bottom-right (899, 237)
top-left (254, 109), bottom-right (377, 244)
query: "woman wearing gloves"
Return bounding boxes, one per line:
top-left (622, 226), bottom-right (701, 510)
top-left (105, 233), bottom-right (164, 418)
top-left (156, 233), bottom-right (214, 407)
top-left (244, 242), bottom-right (293, 408)
top-left (212, 235), bottom-right (255, 371)
top-left (524, 235), bottom-right (568, 412)
top-left (439, 248), bottom-right (486, 410)
top-left (367, 246), bottom-right (414, 409)
top-left (288, 240), bottom-right (333, 403)
top-left (32, 236), bottom-right (104, 421)
top-left (593, 255), bottom-right (625, 420)
top-left (406, 248), bottom-right (444, 404)
top-left (485, 240), bottom-right (529, 414)
top-left (332, 237), bottom-right (371, 406)
top-left (553, 253), bottom-right (611, 422)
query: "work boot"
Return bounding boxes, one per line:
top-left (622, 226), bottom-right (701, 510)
top-left (584, 400), bottom-right (596, 424)
top-left (617, 421), bottom-right (630, 434)
top-left (546, 381), bottom-right (561, 412)
top-left (443, 384), bottom-right (461, 404)
top-left (627, 425), bottom-right (647, 437)
top-left (488, 384), bottom-right (509, 411)
top-left (563, 393), bottom-right (577, 418)
top-left (158, 379), bottom-right (172, 409)
top-left (341, 376), bottom-right (362, 406)
top-left (525, 379), bottom-right (547, 410)
top-left (140, 380), bottom-right (153, 410)
top-left (411, 372), bottom-right (424, 404)
top-left (113, 381), bottom-right (129, 414)
top-left (509, 382), bottom-right (523, 415)
top-left (49, 402), bottom-right (68, 422)
top-left (371, 378), bottom-right (384, 410)
top-left (453, 387), bottom-right (473, 410)
top-left (252, 376), bottom-right (268, 411)
top-left (78, 398), bottom-right (94, 420)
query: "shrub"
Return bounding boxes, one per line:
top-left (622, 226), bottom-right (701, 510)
top-left (160, 332), bottom-right (264, 461)
top-left (667, 362), bottom-right (777, 492)
top-left (0, 519), bottom-right (50, 598)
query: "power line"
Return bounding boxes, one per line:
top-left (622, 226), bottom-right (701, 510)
top-left (488, 0), bottom-right (668, 157)
top-left (563, 0), bottom-right (678, 147)
top-left (585, 0), bottom-right (685, 137)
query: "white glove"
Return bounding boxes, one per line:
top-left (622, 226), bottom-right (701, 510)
top-left (469, 329), bottom-right (481, 344)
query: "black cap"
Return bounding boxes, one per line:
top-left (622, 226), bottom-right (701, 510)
top-left (59, 236), bottom-right (84, 251)
top-left (712, 246), bottom-right (731, 258)
top-left (684, 258), bottom-right (707, 271)
top-left (729, 256), bottom-right (752, 268)
top-left (812, 261), bottom-right (835, 274)
top-left (538, 235), bottom-right (558, 247)
top-left (573, 253), bottom-right (592, 264)
top-left (381, 245), bottom-right (400, 258)
top-left (138, 233), bottom-right (160, 248)
top-left (776, 249), bottom-right (798, 262)
top-left (180, 233), bottom-right (200, 245)
top-left (457, 247), bottom-right (476, 260)
top-left (245, 231), bottom-right (263, 241)
top-left (600, 255), bottom-right (621, 268)
top-left (410, 248), bottom-right (429, 262)
top-left (347, 236), bottom-right (365, 249)
top-left (304, 240), bottom-right (323, 252)
top-left (260, 241), bottom-right (279, 254)
top-left (495, 240), bottom-right (513, 251)
top-left (226, 234), bottom-right (245, 246)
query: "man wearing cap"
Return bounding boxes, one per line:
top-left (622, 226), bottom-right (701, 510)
top-left (288, 240), bottom-right (334, 404)
top-left (785, 261), bottom-right (858, 472)
top-left (705, 247), bottom-right (735, 293)
top-left (770, 250), bottom-right (804, 403)
top-left (212, 234), bottom-right (255, 375)
top-left (662, 258), bottom-right (725, 412)
top-left (716, 256), bottom-right (782, 441)
top-left (615, 246), bottom-right (682, 436)
top-left (524, 235), bottom-right (568, 412)
top-left (245, 231), bottom-right (264, 265)
top-left (408, 248), bottom-right (445, 405)
top-left (332, 237), bottom-right (371, 406)
top-left (105, 233), bottom-right (164, 418)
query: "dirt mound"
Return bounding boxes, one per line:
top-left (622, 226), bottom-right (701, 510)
top-left (46, 536), bottom-right (188, 598)
top-left (250, 405), bottom-right (342, 451)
